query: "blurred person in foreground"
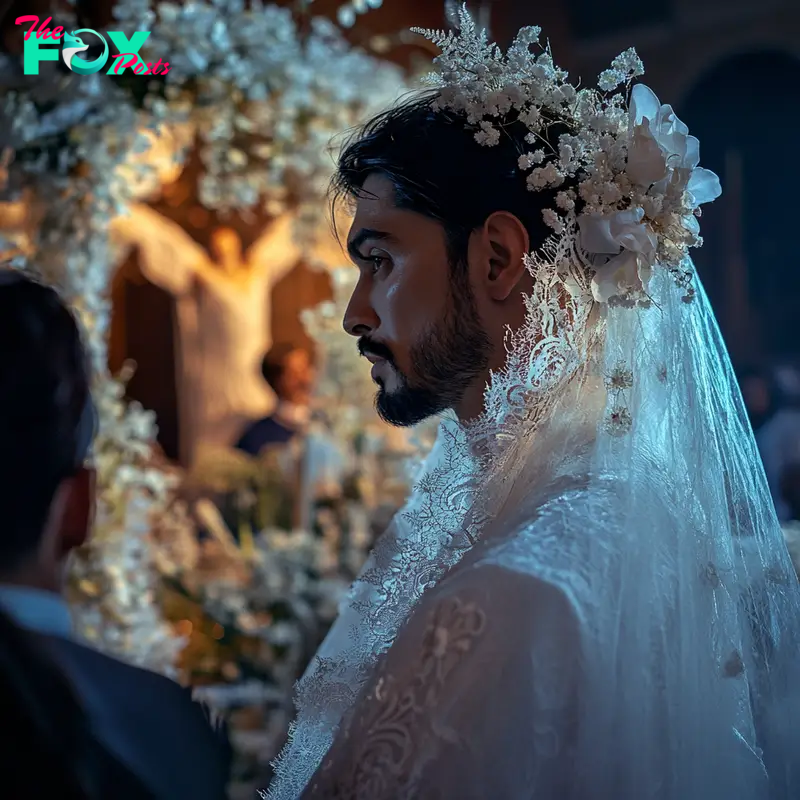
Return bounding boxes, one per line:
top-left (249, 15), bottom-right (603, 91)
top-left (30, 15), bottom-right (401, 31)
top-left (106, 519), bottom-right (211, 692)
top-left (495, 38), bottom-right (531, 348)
top-left (740, 366), bottom-right (777, 434)
top-left (266, 11), bottom-right (800, 800)
top-left (0, 270), bottom-right (230, 799)
top-left (236, 343), bottom-right (346, 523)
top-left (0, 607), bottom-right (154, 798)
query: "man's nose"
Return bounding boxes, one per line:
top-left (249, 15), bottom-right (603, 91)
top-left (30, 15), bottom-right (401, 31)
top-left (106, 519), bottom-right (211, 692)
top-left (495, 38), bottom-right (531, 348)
top-left (343, 280), bottom-right (379, 338)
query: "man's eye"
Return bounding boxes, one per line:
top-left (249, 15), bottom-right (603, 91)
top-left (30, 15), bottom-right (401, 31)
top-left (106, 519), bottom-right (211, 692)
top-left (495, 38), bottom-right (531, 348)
top-left (368, 255), bottom-right (389, 273)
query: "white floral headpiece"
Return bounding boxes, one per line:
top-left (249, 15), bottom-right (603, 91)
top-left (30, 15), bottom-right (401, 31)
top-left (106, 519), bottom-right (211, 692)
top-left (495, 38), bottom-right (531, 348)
top-left (413, 6), bottom-right (721, 306)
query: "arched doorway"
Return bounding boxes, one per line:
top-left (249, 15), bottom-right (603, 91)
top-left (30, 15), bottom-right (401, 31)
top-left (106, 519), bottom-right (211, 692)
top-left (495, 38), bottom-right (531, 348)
top-left (680, 51), bottom-right (800, 364)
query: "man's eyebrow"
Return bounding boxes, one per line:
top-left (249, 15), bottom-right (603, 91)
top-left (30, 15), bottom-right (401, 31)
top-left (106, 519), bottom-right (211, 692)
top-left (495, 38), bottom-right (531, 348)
top-left (347, 228), bottom-right (393, 262)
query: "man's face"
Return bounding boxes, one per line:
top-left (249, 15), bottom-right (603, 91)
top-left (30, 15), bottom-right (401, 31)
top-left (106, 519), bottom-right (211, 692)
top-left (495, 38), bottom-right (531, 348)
top-left (278, 349), bottom-right (315, 406)
top-left (343, 174), bottom-right (492, 427)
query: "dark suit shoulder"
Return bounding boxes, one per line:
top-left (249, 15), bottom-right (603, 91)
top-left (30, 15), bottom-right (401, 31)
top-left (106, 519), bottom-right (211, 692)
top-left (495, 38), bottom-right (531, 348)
top-left (40, 634), bottom-right (231, 799)
top-left (44, 634), bottom-right (192, 704)
top-left (236, 415), bottom-right (295, 454)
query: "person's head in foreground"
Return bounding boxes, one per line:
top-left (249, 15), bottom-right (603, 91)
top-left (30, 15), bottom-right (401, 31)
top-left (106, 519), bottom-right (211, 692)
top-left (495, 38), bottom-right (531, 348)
top-left (267, 12), bottom-right (800, 799)
top-left (0, 270), bottom-right (95, 592)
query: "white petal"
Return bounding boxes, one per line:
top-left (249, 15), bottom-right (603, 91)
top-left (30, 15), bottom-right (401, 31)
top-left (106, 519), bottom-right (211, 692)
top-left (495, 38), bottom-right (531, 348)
top-left (658, 105), bottom-right (688, 138)
top-left (684, 135), bottom-right (700, 170)
top-left (687, 167), bottom-right (722, 205)
top-left (615, 228), bottom-right (657, 256)
top-left (627, 123), bottom-right (668, 186)
top-left (684, 214), bottom-right (700, 236)
top-left (579, 214), bottom-right (620, 254)
top-left (609, 209), bottom-right (653, 254)
top-left (610, 207), bottom-right (645, 227)
top-left (591, 250), bottom-right (641, 303)
top-left (630, 83), bottom-right (661, 126)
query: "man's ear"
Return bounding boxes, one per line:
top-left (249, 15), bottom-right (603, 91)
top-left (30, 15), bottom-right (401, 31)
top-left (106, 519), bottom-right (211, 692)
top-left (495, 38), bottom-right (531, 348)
top-left (57, 466), bottom-right (96, 556)
top-left (470, 211), bottom-right (530, 301)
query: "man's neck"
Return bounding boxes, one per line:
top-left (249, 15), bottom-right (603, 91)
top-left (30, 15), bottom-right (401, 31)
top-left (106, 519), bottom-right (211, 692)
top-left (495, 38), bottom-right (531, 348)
top-left (275, 401), bottom-right (311, 428)
top-left (454, 373), bottom-right (492, 424)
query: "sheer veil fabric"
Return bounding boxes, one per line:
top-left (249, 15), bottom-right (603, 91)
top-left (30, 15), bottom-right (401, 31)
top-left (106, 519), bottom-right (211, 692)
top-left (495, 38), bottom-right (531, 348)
top-left (264, 242), bottom-right (800, 798)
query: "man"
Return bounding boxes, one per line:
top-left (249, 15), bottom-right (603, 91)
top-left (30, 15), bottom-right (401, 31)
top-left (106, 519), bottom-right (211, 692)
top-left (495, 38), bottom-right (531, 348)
top-left (0, 271), bottom-right (230, 799)
top-left (266, 13), bottom-right (800, 800)
top-left (739, 365), bottom-right (800, 520)
top-left (236, 344), bottom-right (348, 530)
top-left (236, 344), bottom-right (316, 455)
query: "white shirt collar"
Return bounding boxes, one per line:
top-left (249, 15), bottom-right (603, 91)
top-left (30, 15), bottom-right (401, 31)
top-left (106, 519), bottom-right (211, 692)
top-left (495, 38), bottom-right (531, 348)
top-left (0, 584), bottom-right (73, 638)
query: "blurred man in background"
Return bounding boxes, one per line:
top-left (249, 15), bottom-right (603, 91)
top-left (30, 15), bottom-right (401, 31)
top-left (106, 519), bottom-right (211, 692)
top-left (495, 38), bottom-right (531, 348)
top-left (740, 364), bottom-right (800, 521)
top-left (236, 344), bottom-right (316, 455)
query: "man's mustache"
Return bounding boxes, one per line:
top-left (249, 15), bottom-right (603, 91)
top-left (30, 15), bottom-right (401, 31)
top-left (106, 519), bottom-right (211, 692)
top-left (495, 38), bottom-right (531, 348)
top-left (358, 337), bottom-right (395, 366)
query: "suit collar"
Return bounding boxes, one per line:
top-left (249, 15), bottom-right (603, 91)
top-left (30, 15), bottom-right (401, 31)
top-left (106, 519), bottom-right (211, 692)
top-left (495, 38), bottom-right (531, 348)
top-left (0, 584), bottom-right (73, 638)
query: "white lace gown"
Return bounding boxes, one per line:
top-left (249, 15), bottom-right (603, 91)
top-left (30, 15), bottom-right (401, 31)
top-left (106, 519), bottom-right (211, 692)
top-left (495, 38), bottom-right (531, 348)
top-left (266, 266), bottom-right (800, 798)
top-left (290, 479), bottom-right (779, 799)
top-left (301, 494), bottom-right (586, 799)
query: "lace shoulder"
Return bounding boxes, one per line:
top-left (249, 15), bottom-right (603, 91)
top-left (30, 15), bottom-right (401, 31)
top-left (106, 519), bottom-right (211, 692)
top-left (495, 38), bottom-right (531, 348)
top-left (300, 561), bottom-right (582, 799)
top-left (478, 480), bottom-right (632, 604)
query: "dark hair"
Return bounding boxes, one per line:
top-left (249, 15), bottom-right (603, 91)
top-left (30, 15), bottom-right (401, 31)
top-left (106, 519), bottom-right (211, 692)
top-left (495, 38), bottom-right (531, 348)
top-left (261, 342), bottom-right (315, 392)
top-left (331, 92), bottom-right (566, 271)
top-left (0, 271), bottom-right (94, 569)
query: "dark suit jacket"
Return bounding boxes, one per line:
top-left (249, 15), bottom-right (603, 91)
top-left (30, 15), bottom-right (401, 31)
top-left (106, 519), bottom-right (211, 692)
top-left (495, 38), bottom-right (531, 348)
top-left (236, 415), bottom-right (296, 456)
top-left (38, 634), bottom-right (231, 800)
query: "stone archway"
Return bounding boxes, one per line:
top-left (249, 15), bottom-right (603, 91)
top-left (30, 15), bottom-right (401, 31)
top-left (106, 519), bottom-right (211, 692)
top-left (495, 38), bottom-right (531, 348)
top-left (680, 50), bottom-right (800, 364)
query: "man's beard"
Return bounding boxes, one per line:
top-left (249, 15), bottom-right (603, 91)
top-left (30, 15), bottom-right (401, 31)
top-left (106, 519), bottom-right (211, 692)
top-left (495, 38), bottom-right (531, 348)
top-left (361, 278), bottom-right (492, 427)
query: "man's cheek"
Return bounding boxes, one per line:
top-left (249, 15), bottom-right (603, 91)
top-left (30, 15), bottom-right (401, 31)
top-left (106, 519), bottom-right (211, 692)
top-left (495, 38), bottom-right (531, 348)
top-left (373, 291), bottom-right (405, 342)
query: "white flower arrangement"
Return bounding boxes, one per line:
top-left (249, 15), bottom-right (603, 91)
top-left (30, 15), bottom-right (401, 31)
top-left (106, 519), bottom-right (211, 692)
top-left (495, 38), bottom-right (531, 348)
top-left (121, 0), bottom-right (407, 243)
top-left (414, 8), bottom-right (722, 306)
top-left (0, 0), bottom-right (411, 675)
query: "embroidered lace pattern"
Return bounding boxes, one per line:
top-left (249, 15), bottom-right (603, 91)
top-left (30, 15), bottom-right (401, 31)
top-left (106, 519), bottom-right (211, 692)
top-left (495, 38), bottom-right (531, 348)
top-left (302, 596), bottom-right (487, 799)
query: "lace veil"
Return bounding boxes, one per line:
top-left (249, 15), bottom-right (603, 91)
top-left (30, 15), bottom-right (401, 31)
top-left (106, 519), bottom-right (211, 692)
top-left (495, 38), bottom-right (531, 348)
top-left (266, 12), bottom-right (800, 798)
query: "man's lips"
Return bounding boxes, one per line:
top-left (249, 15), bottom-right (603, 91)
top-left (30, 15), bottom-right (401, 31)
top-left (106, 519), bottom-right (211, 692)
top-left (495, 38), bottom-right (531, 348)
top-left (363, 352), bottom-right (391, 382)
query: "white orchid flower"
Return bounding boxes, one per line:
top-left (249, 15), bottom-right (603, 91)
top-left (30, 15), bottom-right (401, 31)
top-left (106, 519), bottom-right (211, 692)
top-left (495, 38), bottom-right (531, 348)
top-left (579, 207), bottom-right (658, 303)
top-left (627, 84), bottom-right (721, 205)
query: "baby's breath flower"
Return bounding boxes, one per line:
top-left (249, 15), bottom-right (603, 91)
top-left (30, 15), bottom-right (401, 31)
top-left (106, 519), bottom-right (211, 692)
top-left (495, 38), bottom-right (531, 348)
top-left (415, 5), bottom-right (720, 306)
